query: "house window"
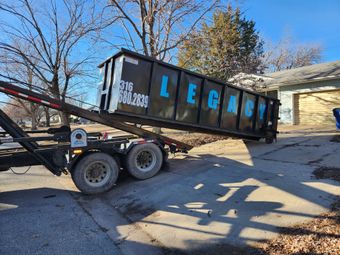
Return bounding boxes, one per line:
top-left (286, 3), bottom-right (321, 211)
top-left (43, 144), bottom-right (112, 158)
top-left (266, 90), bottom-right (278, 99)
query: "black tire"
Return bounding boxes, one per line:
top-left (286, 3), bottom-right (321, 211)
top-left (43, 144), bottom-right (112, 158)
top-left (71, 152), bottom-right (119, 195)
top-left (125, 143), bottom-right (163, 180)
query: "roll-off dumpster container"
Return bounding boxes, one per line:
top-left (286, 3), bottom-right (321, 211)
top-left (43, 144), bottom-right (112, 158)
top-left (97, 49), bottom-right (280, 142)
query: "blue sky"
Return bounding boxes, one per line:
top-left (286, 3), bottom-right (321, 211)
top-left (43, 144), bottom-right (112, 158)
top-left (241, 0), bottom-right (340, 61)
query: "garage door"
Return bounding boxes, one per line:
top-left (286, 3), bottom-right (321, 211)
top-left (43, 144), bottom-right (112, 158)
top-left (294, 89), bottom-right (340, 125)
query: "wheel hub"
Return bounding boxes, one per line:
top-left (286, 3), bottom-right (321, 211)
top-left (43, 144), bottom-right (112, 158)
top-left (85, 162), bottom-right (108, 184)
top-left (136, 151), bottom-right (153, 169)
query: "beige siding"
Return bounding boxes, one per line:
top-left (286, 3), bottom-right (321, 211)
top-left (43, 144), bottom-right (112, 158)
top-left (294, 90), bottom-right (340, 125)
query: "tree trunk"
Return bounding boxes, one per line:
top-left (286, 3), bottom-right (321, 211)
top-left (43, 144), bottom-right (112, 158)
top-left (31, 113), bottom-right (37, 130)
top-left (59, 111), bottom-right (70, 126)
top-left (30, 102), bottom-right (37, 130)
top-left (44, 107), bottom-right (50, 127)
top-left (28, 69), bottom-right (38, 130)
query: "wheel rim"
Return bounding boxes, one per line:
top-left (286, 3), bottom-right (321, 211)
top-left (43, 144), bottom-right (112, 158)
top-left (84, 161), bottom-right (111, 187)
top-left (135, 150), bottom-right (156, 172)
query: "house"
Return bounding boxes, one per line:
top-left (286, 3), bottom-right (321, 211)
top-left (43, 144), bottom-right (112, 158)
top-left (261, 61), bottom-right (340, 125)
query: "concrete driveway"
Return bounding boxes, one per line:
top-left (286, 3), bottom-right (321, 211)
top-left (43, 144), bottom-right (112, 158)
top-left (0, 126), bottom-right (339, 254)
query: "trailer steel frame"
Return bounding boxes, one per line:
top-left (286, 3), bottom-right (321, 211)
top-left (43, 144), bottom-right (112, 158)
top-left (0, 80), bottom-right (194, 193)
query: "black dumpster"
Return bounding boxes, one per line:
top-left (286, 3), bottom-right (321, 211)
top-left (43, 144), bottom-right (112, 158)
top-left (333, 108), bottom-right (340, 130)
top-left (97, 49), bottom-right (280, 141)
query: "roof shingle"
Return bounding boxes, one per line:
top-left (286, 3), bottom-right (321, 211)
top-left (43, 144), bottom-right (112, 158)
top-left (263, 60), bottom-right (340, 88)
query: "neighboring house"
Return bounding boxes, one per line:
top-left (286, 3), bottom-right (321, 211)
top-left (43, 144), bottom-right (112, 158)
top-left (260, 61), bottom-right (340, 125)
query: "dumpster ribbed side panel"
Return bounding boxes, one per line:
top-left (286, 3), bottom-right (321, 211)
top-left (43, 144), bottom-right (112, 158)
top-left (176, 72), bottom-right (203, 123)
top-left (116, 56), bottom-right (151, 114)
top-left (199, 80), bottom-right (223, 127)
top-left (148, 64), bottom-right (179, 119)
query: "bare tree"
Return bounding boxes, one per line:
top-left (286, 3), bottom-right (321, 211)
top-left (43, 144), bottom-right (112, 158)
top-left (0, 45), bottom-right (44, 129)
top-left (0, 0), bottom-right (110, 126)
top-left (108, 0), bottom-right (221, 132)
top-left (263, 37), bottom-right (323, 72)
top-left (3, 99), bottom-right (28, 123)
top-left (108, 0), bottom-right (221, 60)
top-left (3, 98), bottom-right (44, 126)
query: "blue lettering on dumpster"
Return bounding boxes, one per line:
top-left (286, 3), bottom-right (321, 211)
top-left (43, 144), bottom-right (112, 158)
top-left (160, 75), bottom-right (169, 98)
top-left (245, 100), bottom-right (254, 117)
top-left (227, 95), bottom-right (237, 113)
top-left (259, 103), bottom-right (266, 120)
top-left (187, 83), bottom-right (197, 104)
top-left (208, 90), bottom-right (219, 110)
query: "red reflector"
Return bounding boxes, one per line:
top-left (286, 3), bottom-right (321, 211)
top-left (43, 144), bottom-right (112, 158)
top-left (50, 103), bottom-right (61, 108)
top-left (5, 88), bottom-right (19, 95)
top-left (27, 96), bottom-right (41, 103)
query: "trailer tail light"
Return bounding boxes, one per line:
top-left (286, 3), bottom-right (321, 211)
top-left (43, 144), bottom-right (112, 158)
top-left (73, 149), bottom-right (83, 154)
